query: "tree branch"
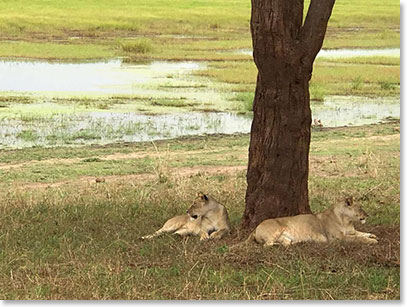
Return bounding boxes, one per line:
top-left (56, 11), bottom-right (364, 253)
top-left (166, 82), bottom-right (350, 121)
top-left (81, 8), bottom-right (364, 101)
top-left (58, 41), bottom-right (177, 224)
top-left (299, 0), bottom-right (336, 62)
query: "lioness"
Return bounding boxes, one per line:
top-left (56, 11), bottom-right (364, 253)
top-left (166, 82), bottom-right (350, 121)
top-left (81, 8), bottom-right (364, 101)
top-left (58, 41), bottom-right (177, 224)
top-left (141, 193), bottom-right (231, 240)
top-left (248, 197), bottom-right (378, 247)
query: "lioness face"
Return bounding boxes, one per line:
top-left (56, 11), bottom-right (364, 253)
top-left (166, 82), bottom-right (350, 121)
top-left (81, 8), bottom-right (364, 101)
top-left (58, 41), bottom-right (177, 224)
top-left (342, 197), bottom-right (368, 224)
top-left (187, 193), bottom-right (210, 220)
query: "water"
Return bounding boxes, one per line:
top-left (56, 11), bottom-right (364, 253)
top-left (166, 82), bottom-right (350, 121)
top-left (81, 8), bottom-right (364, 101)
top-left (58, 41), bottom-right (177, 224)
top-left (237, 48), bottom-right (400, 59)
top-left (316, 48), bottom-right (399, 59)
top-left (311, 96), bottom-right (399, 127)
top-left (0, 60), bottom-right (203, 94)
top-left (0, 56), bottom-right (400, 149)
top-left (0, 96), bottom-right (399, 149)
top-left (0, 111), bottom-right (253, 148)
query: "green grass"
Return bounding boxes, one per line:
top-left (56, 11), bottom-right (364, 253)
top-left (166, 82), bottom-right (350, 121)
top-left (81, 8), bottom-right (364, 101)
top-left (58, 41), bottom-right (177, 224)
top-left (0, 0), bottom-right (400, 101)
top-left (118, 39), bottom-right (154, 54)
top-left (0, 1), bottom-right (400, 299)
top-left (0, 41), bottom-right (115, 60)
top-left (197, 56), bottom-right (400, 100)
top-left (310, 82), bottom-right (326, 102)
top-left (16, 129), bottom-right (39, 142)
top-left (0, 0), bottom-right (399, 60)
top-left (233, 92), bottom-right (254, 112)
top-left (0, 0), bottom-right (399, 44)
top-left (0, 122), bottom-right (400, 299)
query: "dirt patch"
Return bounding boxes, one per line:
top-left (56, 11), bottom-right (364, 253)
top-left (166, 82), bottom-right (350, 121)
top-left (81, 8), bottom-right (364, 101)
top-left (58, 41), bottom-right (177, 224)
top-left (361, 134), bottom-right (400, 143)
top-left (16, 165), bottom-right (247, 191)
top-left (0, 148), bottom-right (231, 171)
top-left (0, 158), bottom-right (80, 171)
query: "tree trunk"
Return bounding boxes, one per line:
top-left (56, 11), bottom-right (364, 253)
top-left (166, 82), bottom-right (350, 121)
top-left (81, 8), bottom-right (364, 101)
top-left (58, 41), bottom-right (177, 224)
top-left (242, 0), bottom-right (336, 229)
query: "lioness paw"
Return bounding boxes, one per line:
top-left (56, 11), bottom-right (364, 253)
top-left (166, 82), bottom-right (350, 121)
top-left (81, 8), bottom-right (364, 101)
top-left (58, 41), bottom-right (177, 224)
top-left (200, 233), bottom-right (210, 241)
top-left (367, 237), bottom-right (379, 244)
top-left (209, 232), bottom-right (222, 239)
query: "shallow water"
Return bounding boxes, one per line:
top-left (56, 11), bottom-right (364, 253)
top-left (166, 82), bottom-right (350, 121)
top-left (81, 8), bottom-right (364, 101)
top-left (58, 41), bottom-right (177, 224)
top-left (0, 57), bottom-right (400, 149)
top-left (0, 96), bottom-right (399, 149)
top-left (237, 48), bottom-right (400, 59)
top-left (316, 48), bottom-right (399, 59)
top-left (0, 60), bottom-right (203, 94)
top-left (311, 96), bottom-right (399, 127)
top-left (0, 111), bottom-right (253, 148)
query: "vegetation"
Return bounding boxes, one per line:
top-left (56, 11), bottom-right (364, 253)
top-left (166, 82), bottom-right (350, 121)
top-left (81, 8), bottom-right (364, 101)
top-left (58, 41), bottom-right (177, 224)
top-left (0, 0), bottom-right (400, 106)
top-left (118, 39), bottom-right (154, 55)
top-left (0, 0), bottom-right (399, 52)
top-left (0, 0), bottom-right (400, 300)
top-left (0, 121), bottom-right (400, 299)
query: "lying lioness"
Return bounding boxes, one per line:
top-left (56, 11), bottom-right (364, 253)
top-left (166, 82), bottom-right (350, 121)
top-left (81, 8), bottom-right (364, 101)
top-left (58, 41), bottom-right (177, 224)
top-left (141, 193), bottom-right (231, 240)
top-left (247, 197), bottom-right (378, 247)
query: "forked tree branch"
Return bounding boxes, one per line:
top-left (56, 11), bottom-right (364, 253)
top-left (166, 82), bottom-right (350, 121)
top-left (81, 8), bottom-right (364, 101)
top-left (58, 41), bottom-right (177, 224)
top-left (299, 0), bottom-right (336, 63)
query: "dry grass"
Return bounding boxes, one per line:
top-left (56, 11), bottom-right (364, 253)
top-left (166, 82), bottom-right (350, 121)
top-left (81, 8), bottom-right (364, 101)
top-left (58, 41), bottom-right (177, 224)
top-left (0, 122), bottom-right (400, 299)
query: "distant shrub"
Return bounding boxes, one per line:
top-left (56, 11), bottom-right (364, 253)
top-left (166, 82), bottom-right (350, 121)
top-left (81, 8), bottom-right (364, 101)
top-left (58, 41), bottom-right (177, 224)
top-left (310, 82), bottom-right (326, 102)
top-left (351, 76), bottom-right (364, 90)
top-left (149, 99), bottom-right (196, 108)
top-left (234, 92), bottom-right (254, 112)
top-left (82, 157), bottom-right (103, 163)
top-left (379, 81), bottom-right (396, 90)
top-left (119, 39), bottom-right (153, 54)
top-left (71, 129), bottom-right (101, 140)
top-left (17, 129), bottom-right (39, 142)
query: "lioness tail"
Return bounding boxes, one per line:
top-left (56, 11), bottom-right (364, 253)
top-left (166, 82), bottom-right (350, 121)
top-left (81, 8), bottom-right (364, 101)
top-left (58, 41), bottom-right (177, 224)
top-left (229, 231), bottom-right (256, 250)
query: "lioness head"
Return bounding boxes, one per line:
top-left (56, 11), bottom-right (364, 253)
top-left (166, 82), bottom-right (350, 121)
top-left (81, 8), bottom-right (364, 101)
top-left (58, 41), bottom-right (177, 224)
top-left (341, 196), bottom-right (368, 224)
top-left (186, 192), bottom-right (211, 220)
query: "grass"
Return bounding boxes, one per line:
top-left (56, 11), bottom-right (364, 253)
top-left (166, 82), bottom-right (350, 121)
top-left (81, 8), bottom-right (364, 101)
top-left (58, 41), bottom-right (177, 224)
top-left (309, 82), bottom-right (326, 102)
top-left (351, 76), bottom-right (364, 91)
top-left (0, 90), bottom-right (228, 118)
top-left (0, 1), bottom-right (400, 300)
top-left (118, 39), bottom-right (154, 54)
top-left (0, 121), bottom-right (400, 299)
top-left (0, 0), bottom-right (399, 46)
top-left (0, 0), bottom-right (399, 62)
top-left (198, 57), bottom-right (400, 99)
top-left (0, 41), bottom-right (115, 60)
top-left (16, 129), bottom-right (39, 142)
top-left (149, 98), bottom-right (197, 108)
top-left (0, 0), bottom-right (400, 106)
top-left (233, 92), bottom-right (254, 112)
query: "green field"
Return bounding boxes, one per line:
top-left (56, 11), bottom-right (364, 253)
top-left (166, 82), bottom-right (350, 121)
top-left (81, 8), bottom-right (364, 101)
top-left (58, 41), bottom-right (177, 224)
top-left (0, 0), bottom-right (400, 99)
top-left (0, 0), bottom-right (401, 300)
top-left (0, 0), bottom-right (399, 51)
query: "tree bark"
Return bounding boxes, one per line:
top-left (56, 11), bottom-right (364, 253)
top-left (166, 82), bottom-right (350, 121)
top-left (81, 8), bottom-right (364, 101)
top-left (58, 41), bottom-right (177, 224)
top-left (242, 0), bottom-right (336, 230)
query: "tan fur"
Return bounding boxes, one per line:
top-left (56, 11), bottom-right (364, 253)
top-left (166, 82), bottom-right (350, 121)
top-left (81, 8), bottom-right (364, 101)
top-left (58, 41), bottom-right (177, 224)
top-left (141, 214), bottom-right (201, 240)
top-left (141, 193), bottom-right (231, 241)
top-left (187, 192), bottom-right (231, 240)
top-left (250, 197), bottom-right (378, 247)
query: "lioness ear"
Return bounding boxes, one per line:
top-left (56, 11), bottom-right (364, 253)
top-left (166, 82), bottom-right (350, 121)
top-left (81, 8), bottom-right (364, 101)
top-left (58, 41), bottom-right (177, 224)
top-left (198, 192), bottom-right (209, 201)
top-left (345, 196), bottom-right (353, 206)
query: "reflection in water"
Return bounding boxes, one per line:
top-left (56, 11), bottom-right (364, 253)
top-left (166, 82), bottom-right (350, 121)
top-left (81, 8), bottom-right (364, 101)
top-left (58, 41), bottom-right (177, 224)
top-left (0, 111), bottom-right (253, 149)
top-left (0, 60), bottom-right (203, 94)
top-left (317, 48), bottom-right (399, 59)
top-left (0, 57), bottom-right (400, 149)
top-left (0, 96), bottom-right (399, 149)
top-left (311, 96), bottom-right (399, 127)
